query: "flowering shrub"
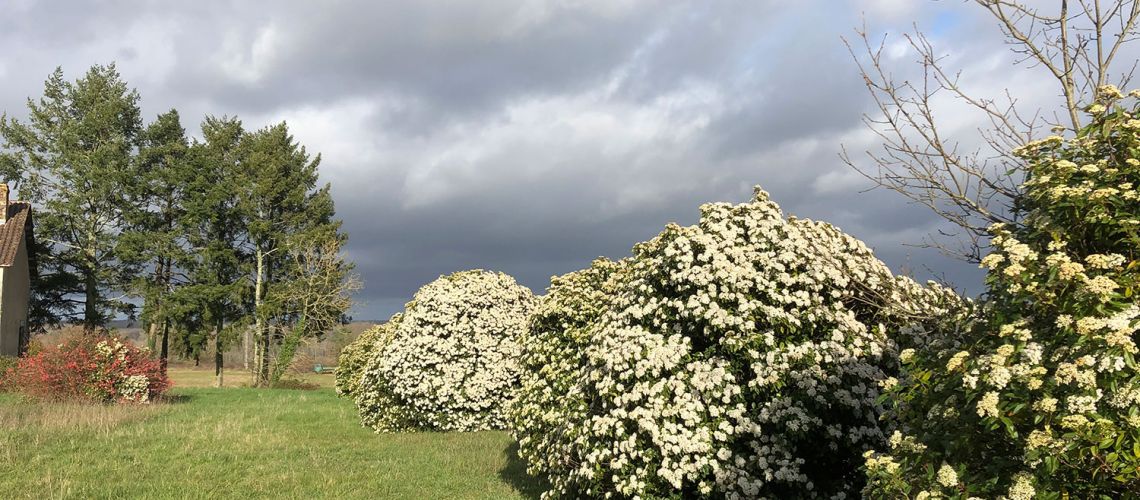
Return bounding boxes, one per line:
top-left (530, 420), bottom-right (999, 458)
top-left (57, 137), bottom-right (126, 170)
top-left (0, 355), bottom-right (17, 381)
top-left (510, 257), bottom-right (628, 486)
top-left (3, 333), bottom-right (170, 403)
top-left (354, 270), bottom-right (537, 432)
top-left (334, 318), bottom-right (398, 399)
top-left (510, 188), bottom-right (962, 498)
top-left (864, 87), bottom-right (1140, 498)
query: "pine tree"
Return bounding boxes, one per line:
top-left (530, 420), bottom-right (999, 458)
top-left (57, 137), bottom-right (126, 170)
top-left (0, 64), bottom-right (144, 332)
top-left (174, 116), bottom-right (248, 387)
top-left (238, 122), bottom-right (336, 386)
top-left (120, 109), bottom-right (192, 364)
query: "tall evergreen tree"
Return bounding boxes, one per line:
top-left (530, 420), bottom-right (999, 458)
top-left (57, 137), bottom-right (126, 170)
top-left (120, 109), bottom-right (192, 363)
top-left (238, 122), bottom-right (336, 386)
top-left (0, 64), bottom-right (143, 333)
top-left (175, 116), bottom-right (248, 387)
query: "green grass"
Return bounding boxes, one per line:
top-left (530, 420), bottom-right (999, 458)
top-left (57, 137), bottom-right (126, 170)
top-left (0, 384), bottom-right (545, 499)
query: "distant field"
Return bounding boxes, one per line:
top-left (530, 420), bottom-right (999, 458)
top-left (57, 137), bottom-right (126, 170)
top-left (0, 371), bottom-right (544, 499)
top-left (166, 367), bottom-right (337, 389)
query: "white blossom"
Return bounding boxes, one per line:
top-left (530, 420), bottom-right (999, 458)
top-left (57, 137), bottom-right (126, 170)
top-left (510, 187), bottom-right (963, 498)
top-left (353, 270), bottom-right (536, 432)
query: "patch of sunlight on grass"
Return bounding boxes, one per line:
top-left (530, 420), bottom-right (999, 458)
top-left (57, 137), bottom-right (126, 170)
top-left (167, 367), bottom-right (336, 389)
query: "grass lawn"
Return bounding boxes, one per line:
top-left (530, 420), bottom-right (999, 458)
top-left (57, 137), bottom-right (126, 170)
top-left (0, 369), bottom-right (545, 499)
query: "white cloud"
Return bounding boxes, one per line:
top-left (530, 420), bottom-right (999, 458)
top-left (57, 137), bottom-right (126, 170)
top-left (396, 79), bottom-right (725, 213)
top-left (215, 22), bottom-right (281, 85)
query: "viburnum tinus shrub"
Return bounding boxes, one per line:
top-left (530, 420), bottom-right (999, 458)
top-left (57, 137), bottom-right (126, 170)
top-left (510, 188), bottom-right (963, 499)
top-left (3, 332), bottom-right (170, 403)
top-left (510, 257), bottom-right (629, 481)
top-left (354, 270), bottom-right (537, 432)
top-left (334, 317), bottom-right (399, 399)
top-left (864, 87), bottom-right (1140, 499)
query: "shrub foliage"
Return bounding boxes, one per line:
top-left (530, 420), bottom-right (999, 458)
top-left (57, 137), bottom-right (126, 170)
top-left (864, 88), bottom-right (1140, 499)
top-left (334, 319), bottom-right (398, 399)
top-left (510, 188), bottom-right (960, 498)
top-left (354, 270), bottom-right (537, 432)
top-left (2, 332), bottom-right (170, 403)
top-left (510, 257), bottom-right (628, 489)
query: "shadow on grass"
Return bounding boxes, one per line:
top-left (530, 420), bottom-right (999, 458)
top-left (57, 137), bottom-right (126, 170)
top-left (499, 442), bottom-right (548, 499)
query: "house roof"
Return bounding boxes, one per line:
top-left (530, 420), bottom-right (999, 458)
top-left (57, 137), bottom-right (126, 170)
top-left (0, 202), bottom-right (31, 267)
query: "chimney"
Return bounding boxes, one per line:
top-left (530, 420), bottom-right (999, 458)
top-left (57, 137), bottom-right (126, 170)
top-left (0, 183), bottom-right (7, 224)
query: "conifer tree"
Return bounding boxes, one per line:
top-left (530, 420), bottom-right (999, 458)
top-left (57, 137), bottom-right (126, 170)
top-left (0, 64), bottom-right (144, 332)
top-left (120, 109), bottom-right (192, 363)
top-left (238, 122), bottom-right (336, 386)
top-left (174, 116), bottom-right (248, 387)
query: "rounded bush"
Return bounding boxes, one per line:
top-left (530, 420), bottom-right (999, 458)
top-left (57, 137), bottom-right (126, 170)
top-left (334, 318), bottom-right (398, 399)
top-left (864, 90), bottom-right (1140, 499)
top-left (510, 188), bottom-right (959, 498)
top-left (354, 270), bottom-right (537, 432)
top-left (511, 257), bottom-right (628, 483)
top-left (2, 332), bottom-right (170, 403)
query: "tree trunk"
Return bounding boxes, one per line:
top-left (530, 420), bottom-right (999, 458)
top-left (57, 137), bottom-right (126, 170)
top-left (254, 248), bottom-right (266, 386)
top-left (160, 318), bottom-right (170, 372)
top-left (149, 298), bottom-right (164, 354)
top-left (253, 331), bottom-right (262, 381)
top-left (159, 258), bottom-right (171, 365)
top-left (146, 257), bottom-right (167, 351)
top-left (147, 321), bottom-right (159, 351)
top-left (243, 326), bottom-right (251, 372)
top-left (260, 326), bottom-right (272, 386)
top-left (214, 319), bottom-right (224, 389)
top-left (84, 267), bottom-right (98, 335)
top-left (254, 248), bottom-right (276, 387)
top-left (83, 229), bottom-right (99, 334)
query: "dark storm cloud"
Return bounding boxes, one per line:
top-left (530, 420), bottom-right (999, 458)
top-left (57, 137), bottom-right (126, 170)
top-left (0, 0), bottom-right (1054, 318)
top-left (162, 1), bottom-right (680, 120)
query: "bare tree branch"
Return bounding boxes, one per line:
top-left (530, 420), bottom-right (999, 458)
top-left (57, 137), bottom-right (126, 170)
top-left (844, 0), bottom-right (1140, 263)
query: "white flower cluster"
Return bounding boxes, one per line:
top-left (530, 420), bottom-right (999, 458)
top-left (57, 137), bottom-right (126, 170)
top-left (865, 94), bottom-right (1140, 498)
top-left (511, 187), bottom-right (958, 498)
top-left (871, 228), bottom-right (1140, 496)
top-left (510, 258), bottom-right (628, 494)
top-left (118, 374), bottom-right (152, 403)
top-left (353, 270), bottom-right (537, 432)
top-left (91, 338), bottom-right (162, 403)
top-left (95, 339), bottom-right (128, 361)
top-left (335, 319), bottom-right (398, 398)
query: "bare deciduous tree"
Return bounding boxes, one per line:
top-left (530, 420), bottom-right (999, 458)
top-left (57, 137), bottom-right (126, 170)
top-left (843, 0), bottom-right (1140, 263)
top-left (268, 237), bottom-right (361, 385)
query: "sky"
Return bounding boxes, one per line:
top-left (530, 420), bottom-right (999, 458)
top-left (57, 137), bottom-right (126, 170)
top-left (0, 0), bottom-right (1078, 319)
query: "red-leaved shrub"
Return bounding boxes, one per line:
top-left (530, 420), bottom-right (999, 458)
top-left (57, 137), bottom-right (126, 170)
top-left (2, 333), bottom-right (171, 403)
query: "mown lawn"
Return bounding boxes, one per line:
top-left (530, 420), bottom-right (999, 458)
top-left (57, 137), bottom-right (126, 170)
top-left (0, 370), bottom-right (544, 499)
